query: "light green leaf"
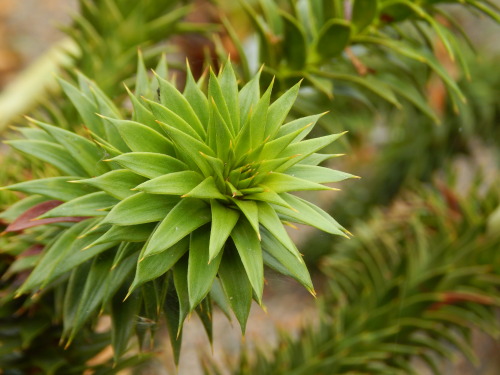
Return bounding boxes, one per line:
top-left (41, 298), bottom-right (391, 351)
top-left (2, 177), bottom-right (96, 201)
top-left (285, 165), bottom-right (357, 183)
top-left (261, 172), bottom-right (335, 192)
top-left (183, 64), bottom-right (209, 126)
top-left (257, 201), bottom-right (301, 259)
top-left (143, 198), bottom-right (211, 258)
top-left (89, 223), bottom-right (156, 247)
top-left (238, 68), bottom-right (261, 127)
top-left (161, 122), bottom-right (214, 176)
top-left (230, 198), bottom-right (260, 239)
top-left (30, 118), bottom-right (109, 176)
top-left (40, 192), bottom-right (118, 218)
top-left (281, 132), bottom-right (345, 160)
top-left (145, 98), bottom-right (202, 141)
top-left (76, 170), bottom-right (147, 199)
top-left (208, 69), bottom-right (234, 135)
top-left (156, 74), bottom-right (206, 139)
top-left (58, 78), bottom-right (104, 138)
top-left (276, 113), bottom-right (323, 141)
top-left (104, 192), bottom-right (179, 226)
top-left (183, 176), bottom-right (226, 200)
top-left (236, 79), bottom-right (273, 154)
top-left (209, 200), bottom-right (240, 262)
top-left (265, 80), bottom-right (301, 139)
top-left (219, 60), bottom-right (240, 132)
top-left (111, 152), bottom-right (187, 179)
top-left (6, 140), bottom-right (86, 176)
top-left (104, 117), bottom-right (174, 154)
top-left (275, 193), bottom-right (347, 237)
top-left (135, 171), bottom-right (204, 196)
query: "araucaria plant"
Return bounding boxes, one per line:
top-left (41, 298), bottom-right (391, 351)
top-left (2, 59), bottom-right (353, 359)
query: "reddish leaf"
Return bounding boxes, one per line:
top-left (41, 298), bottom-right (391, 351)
top-left (4, 200), bottom-right (89, 233)
top-left (430, 291), bottom-right (495, 310)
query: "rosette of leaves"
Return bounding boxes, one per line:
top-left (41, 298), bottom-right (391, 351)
top-left (2, 59), bottom-right (353, 359)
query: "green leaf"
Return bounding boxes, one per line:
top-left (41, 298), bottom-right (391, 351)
top-left (173, 256), bottom-right (190, 335)
top-left (145, 98), bottom-right (203, 141)
top-left (104, 117), bottom-right (174, 154)
top-left (58, 78), bottom-right (104, 138)
top-left (236, 79), bottom-right (273, 154)
top-left (262, 172), bottom-right (335, 192)
top-left (381, 74), bottom-right (440, 124)
top-left (274, 193), bottom-right (347, 237)
top-left (257, 201), bottom-right (301, 259)
top-left (238, 68), bottom-right (261, 127)
top-left (2, 177), bottom-right (96, 201)
top-left (260, 122), bottom-right (312, 161)
top-left (218, 244), bottom-right (253, 333)
top-left (230, 198), bottom-right (260, 239)
top-left (6, 140), bottom-right (86, 176)
top-left (219, 60), bottom-right (240, 132)
top-left (135, 171), bottom-right (204, 196)
top-left (209, 200), bottom-right (240, 262)
top-left (276, 113), bottom-right (323, 141)
top-left (30, 118), bottom-right (109, 176)
top-left (41, 192), bottom-right (118, 218)
top-left (208, 69), bottom-right (235, 135)
top-left (188, 226), bottom-right (224, 309)
top-left (265, 80), bottom-right (301, 139)
top-left (127, 87), bottom-right (164, 133)
top-left (281, 132), bottom-right (345, 160)
top-left (285, 165), bottom-right (357, 183)
top-left (261, 229), bottom-right (313, 294)
top-left (111, 288), bottom-right (141, 360)
top-left (17, 219), bottom-right (92, 293)
top-left (352, 0), bottom-right (378, 32)
top-left (143, 198), bottom-right (211, 258)
top-left (104, 192), bottom-right (179, 226)
top-left (129, 238), bottom-right (189, 293)
top-left (314, 19), bottom-right (352, 59)
top-left (63, 261), bottom-right (91, 342)
top-left (281, 11), bottom-right (307, 70)
top-left (231, 218), bottom-right (264, 303)
top-left (183, 64), bottom-right (209, 126)
top-left (160, 122), bottom-right (214, 176)
top-left (208, 98), bottom-right (234, 160)
top-left (65, 251), bottom-right (115, 342)
top-left (111, 152), bottom-right (187, 179)
top-left (164, 276), bottom-right (183, 365)
top-left (156, 74), bottom-right (206, 139)
top-left (314, 70), bottom-right (401, 108)
top-left (210, 278), bottom-right (232, 320)
top-left (89, 223), bottom-right (156, 247)
top-left (182, 176), bottom-right (226, 200)
top-left (76, 170), bottom-right (147, 199)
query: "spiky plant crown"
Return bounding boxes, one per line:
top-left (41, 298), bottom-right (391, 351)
top-left (2, 59), bottom-right (354, 354)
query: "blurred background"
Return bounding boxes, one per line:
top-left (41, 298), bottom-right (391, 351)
top-left (0, 1), bottom-right (499, 374)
